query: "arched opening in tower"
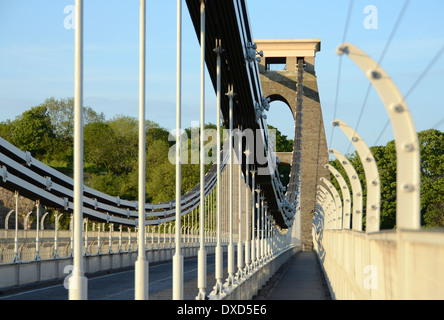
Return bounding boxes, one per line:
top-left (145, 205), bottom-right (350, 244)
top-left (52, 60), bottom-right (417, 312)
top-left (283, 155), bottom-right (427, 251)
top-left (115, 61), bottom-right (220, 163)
top-left (265, 99), bottom-right (294, 192)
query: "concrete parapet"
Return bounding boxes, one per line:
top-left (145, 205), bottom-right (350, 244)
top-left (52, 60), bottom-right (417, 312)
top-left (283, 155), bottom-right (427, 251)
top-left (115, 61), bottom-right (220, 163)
top-left (314, 228), bottom-right (444, 299)
top-left (0, 245), bottom-right (220, 293)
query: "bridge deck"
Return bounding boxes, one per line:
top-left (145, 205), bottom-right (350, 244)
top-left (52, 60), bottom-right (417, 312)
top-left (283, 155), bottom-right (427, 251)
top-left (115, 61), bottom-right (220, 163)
top-left (0, 251), bottom-right (331, 301)
top-left (0, 253), bottom-right (228, 300)
top-left (255, 251), bottom-right (331, 300)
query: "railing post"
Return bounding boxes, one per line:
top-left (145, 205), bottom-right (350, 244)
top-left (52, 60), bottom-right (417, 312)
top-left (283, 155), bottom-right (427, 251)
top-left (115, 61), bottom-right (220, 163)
top-left (157, 224), bottom-right (160, 250)
top-left (169, 223), bottom-right (173, 249)
top-left (196, 0), bottom-right (208, 298)
top-left (255, 188), bottom-right (260, 266)
top-left (269, 220), bottom-right (273, 257)
top-left (129, 226), bottom-right (132, 252)
top-left (226, 84), bottom-right (235, 286)
top-left (212, 39), bottom-right (224, 296)
top-left (329, 148), bottom-right (363, 231)
top-left (320, 177), bottom-right (343, 230)
top-left (268, 216), bottom-right (272, 258)
top-left (24, 211), bottom-right (31, 231)
top-left (13, 191), bottom-right (19, 262)
top-left (69, 214), bottom-right (73, 257)
top-left (338, 42), bottom-right (421, 299)
top-left (4, 210), bottom-right (13, 231)
top-left (318, 190), bottom-right (330, 230)
top-left (84, 218), bottom-right (88, 256)
top-left (244, 166), bottom-right (251, 274)
top-left (237, 129), bottom-right (244, 279)
top-left (271, 219), bottom-right (274, 257)
top-left (109, 223), bottom-right (113, 254)
top-left (333, 119), bottom-right (381, 232)
top-left (256, 190), bottom-right (262, 265)
top-left (54, 211), bottom-right (61, 258)
top-left (119, 225), bottom-right (122, 252)
top-left (187, 216), bottom-right (191, 247)
top-left (185, 224), bottom-right (188, 247)
top-left (318, 186), bottom-right (334, 229)
top-left (150, 225), bottom-right (154, 250)
top-left (97, 223), bottom-right (102, 255)
top-left (250, 169), bottom-right (256, 270)
top-left (325, 164), bottom-right (351, 230)
top-left (264, 205), bottom-right (269, 259)
top-left (34, 201), bottom-right (41, 260)
top-left (337, 43), bottom-right (420, 230)
top-left (261, 200), bottom-right (266, 262)
top-left (41, 211), bottom-right (49, 231)
top-left (316, 192), bottom-right (326, 230)
top-left (166, 223), bottom-right (169, 248)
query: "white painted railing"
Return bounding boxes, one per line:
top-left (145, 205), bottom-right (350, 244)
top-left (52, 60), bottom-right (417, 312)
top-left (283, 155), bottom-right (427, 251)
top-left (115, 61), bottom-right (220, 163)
top-left (0, 0), bottom-right (301, 300)
top-left (314, 42), bottom-right (444, 300)
top-left (314, 228), bottom-right (444, 300)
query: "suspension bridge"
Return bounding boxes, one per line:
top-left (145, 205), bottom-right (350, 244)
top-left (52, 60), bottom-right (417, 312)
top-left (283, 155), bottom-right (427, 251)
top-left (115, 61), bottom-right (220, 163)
top-left (0, 0), bottom-right (443, 302)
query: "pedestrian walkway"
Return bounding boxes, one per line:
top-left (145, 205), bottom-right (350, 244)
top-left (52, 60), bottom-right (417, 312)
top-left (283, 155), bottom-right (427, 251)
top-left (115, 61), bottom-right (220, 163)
top-left (257, 251), bottom-right (331, 300)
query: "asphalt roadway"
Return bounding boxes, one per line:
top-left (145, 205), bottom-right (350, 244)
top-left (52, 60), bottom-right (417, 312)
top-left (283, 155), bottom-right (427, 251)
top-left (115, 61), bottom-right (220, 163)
top-left (0, 253), bottom-right (228, 300)
top-left (0, 251), bottom-right (331, 301)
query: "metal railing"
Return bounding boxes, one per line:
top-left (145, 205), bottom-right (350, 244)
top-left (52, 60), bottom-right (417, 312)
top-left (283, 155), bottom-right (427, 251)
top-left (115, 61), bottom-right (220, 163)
top-left (314, 42), bottom-right (444, 300)
top-left (0, 0), bottom-right (300, 300)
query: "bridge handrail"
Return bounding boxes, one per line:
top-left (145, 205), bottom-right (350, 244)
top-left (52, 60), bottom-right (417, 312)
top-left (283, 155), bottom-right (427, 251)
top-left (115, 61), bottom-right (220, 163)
top-left (325, 164), bottom-right (351, 230)
top-left (332, 119), bottom-right (381, 232)
top-left (0, 136), bottom-right (229, 227)
top-left (328, 148), bottom-right (363, 231)
top-left (337, 42), bottom-right (420, 230)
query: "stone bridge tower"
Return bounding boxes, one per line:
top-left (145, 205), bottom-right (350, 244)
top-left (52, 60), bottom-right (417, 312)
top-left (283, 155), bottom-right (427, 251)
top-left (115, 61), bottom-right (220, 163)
top-left (255, 39), bottom-right (330, 251)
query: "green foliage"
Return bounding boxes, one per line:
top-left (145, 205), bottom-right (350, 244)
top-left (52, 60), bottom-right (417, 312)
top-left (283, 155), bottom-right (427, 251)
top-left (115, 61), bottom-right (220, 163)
top-left (268, 125), bottom-right (294, 188)
top-left (0, 98), bottom-right (210, 206)
top-left (9, 106), bottom-right (56, 162)
top-left (84, 121), bottom-right (116, 171)
top-left (0, 97), bottom-right (106, 168)
top-left (42, 97), bottom-right (105, 141)
top-left (418, 129), bottom-right (444, 227)
top-left (2, 98), bottom-right (442, 231)
top-left (0, 120), bottom-right (13, 142)
top-left (330, 129), bottom-right (444, 230)
top-left (268, 125), bottom-right (293, 152)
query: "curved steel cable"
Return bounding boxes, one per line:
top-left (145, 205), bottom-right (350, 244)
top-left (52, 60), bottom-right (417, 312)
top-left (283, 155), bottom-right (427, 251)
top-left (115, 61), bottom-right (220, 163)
top-left (374, 42), bottom-right (444, 146)
top-left (329, 0), bottom-right (354, 150)
top-left (346, 0), bottom-right (411, 154)
top-left (0, 136), bottom-right (228, 227)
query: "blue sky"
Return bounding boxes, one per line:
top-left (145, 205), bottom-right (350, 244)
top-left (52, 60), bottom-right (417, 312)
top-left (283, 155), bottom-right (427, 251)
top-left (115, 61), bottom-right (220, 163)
top-left (1, 0), bottom-right (443, 157)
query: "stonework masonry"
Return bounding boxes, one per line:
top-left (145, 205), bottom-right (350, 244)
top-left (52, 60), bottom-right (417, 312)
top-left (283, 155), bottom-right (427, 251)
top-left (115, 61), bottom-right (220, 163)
top-left (255, 39), bottom-right (330, 251)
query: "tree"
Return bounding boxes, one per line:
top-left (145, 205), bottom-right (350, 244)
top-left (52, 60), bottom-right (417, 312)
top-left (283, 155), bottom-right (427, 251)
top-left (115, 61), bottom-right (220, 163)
top-left (147, 120), bottom-right (171, 146)
top-left (107, 115), bottom-right (139, 175)
top-left (84, 121), bottom-right (115, 171)
top-left (330, 129), bottom-right (444, 230)
top-left (145, 138), bottom-right (174, 203)
top-left (10, 106), bottom-right (56, 162)
top-left (0, 120), bottom-right (13, 142)
top-left (418, 129), bottom-right (444, 227)
top-left (41, 97), bottom-right (105, 142)
top-left (268, 125), bottom-right (293, 188)
top-left (42, 97), bottom-right (75, 142)
top-left (372, 142), bottom-right (397, 230)
top-left (268, 125), bottom-right (293, 152)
